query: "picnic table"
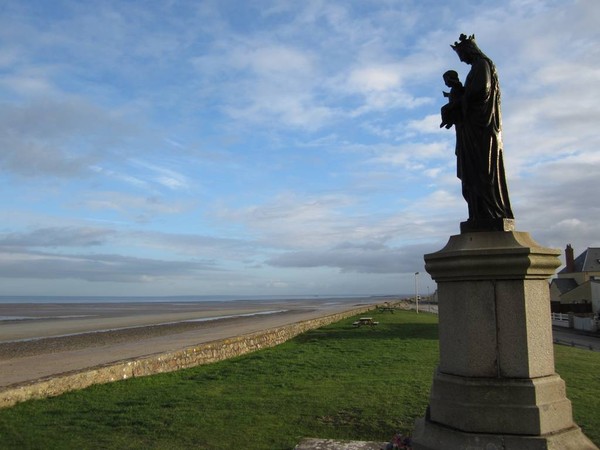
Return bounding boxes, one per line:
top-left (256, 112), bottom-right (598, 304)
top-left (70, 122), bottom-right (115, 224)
top-left (353, 317), bottom-right (379, 327)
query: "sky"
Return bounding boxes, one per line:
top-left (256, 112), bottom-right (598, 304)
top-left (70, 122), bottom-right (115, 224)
top-left (0, 0), bottom-right (599, 298)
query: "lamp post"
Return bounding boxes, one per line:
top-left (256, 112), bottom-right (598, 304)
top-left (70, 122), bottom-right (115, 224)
top-left (415, 271), bottom-right (420, 314)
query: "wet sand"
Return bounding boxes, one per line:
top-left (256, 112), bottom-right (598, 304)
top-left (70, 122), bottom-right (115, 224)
top-left (0, 298), bottom-right (379, 388)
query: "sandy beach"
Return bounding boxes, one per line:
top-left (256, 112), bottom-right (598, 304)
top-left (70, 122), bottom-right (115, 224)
top-left (0, 298), bottom-right (380, 388)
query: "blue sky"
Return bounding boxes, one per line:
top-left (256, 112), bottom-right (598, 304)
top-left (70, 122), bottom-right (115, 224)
top-left (1, 0), bottom-right (599, 297)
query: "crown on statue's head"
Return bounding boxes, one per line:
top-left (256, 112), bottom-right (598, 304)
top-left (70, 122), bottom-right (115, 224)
top-left (451, 33), bottom-right (476, 52)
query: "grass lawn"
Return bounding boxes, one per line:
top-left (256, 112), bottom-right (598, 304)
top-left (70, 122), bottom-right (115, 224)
top-left (0, 310), bottom-right (598, 449)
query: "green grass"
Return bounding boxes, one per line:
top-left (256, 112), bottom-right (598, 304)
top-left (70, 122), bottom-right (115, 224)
top-left (554, 344), bottom-right (600, 442)
top-left (0, 310), bottom-right (598, 449)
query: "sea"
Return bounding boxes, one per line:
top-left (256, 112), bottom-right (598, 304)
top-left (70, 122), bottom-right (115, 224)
top-left (0, 294), bottom-right (404, 341)
top-left (0, 294), bottom-right (402, 305)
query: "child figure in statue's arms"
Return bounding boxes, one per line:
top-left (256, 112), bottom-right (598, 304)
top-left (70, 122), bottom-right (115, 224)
top-left (440, 70), bottom-right (464, 129)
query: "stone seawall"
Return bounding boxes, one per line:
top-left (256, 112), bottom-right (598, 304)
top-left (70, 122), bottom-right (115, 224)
top-left (0, 304), bottom-right (375, 409)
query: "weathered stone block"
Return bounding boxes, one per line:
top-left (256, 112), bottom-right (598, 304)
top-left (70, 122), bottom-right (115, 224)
top-left (414, 417), bottom-right (598, 450)
top-left (428, 371), bottom-right (573, 435)
top-left (495, 279), bottom-right (555, 378)
top-left (437, 280), bottom-right (498, 377)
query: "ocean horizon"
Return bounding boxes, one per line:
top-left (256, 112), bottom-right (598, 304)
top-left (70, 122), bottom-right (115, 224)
top-left (0, 294), bottom-right (407, 304)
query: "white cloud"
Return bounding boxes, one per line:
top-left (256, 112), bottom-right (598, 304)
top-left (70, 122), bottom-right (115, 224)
top-left (0, 74), bottom-right (55, 97)
top-left (191, 38), bottom-right (338, 130)
top-left (367, 142), bottom-right (451, 168)
top-left (235, 45), bottom-right (315, 76)
top-left (126, 230), bottom-right (259, 260)
top-left (129, 159), bottom-right (192, 191)
top-left (215, 192), bottom-right (357, 249)
top-left (267, 240), bottom-right (437, 275)
top-left (0, 227), bottom-right (115, 248)
top-left (0, 97), bottom-right (133, 178)
top-left (77, 192), bottom-right (191, 224)
top-left (348, 65), bottom-right (401, 92)
top-left (0, 250), bottom-right (217, 283)
top-left (407, 114), bottom-right (443, 135)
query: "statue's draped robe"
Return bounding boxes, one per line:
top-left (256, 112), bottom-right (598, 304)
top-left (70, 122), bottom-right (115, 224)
top-left (456, 57), bottom-right (513, 222)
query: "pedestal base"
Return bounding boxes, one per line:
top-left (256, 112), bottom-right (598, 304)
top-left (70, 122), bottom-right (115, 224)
top-left (413, 417), bottom-right (597, 450)
top-left (427, 371), bottom-right (573, 435)
top-left (413, 231), bottom-right (598, 449)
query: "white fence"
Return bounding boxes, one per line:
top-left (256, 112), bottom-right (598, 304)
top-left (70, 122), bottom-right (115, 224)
top-left (551, 312), bottom-right (570, 328)
top-left (573, 315), bottom-right (599, 333)
top-left (551, 312), bottom-right (600, 332)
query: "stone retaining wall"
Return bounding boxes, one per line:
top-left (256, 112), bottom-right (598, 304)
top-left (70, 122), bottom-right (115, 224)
top-left (0, 304), bottom-right (375, 409)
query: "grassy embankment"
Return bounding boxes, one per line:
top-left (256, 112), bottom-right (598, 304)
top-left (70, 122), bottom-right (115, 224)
top-left (0, 310), bottom-right (598, 449)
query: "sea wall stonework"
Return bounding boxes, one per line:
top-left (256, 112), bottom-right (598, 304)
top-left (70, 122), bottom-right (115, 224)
top-left (0, 305), bottom-right (375, 409)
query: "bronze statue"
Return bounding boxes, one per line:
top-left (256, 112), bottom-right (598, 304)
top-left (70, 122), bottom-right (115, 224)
top-left (442, 34), bottom-right (514, 232)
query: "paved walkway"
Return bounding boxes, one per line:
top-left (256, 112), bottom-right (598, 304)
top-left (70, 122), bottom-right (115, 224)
top-left (295, 438), bottom-right (385, 450)
top-left (553, 326), bottom-right (600, 352)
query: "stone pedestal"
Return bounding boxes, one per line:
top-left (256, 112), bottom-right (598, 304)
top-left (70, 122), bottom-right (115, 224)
top-left (412, 231), bottom-right (598, 450)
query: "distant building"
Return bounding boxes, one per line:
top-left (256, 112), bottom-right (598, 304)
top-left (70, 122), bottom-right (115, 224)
top-left (550, 244), bottom-right (600, 314)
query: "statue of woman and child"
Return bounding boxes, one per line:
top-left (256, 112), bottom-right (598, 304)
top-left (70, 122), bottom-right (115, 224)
top-left (440, 34), bottom-right (514, 232)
